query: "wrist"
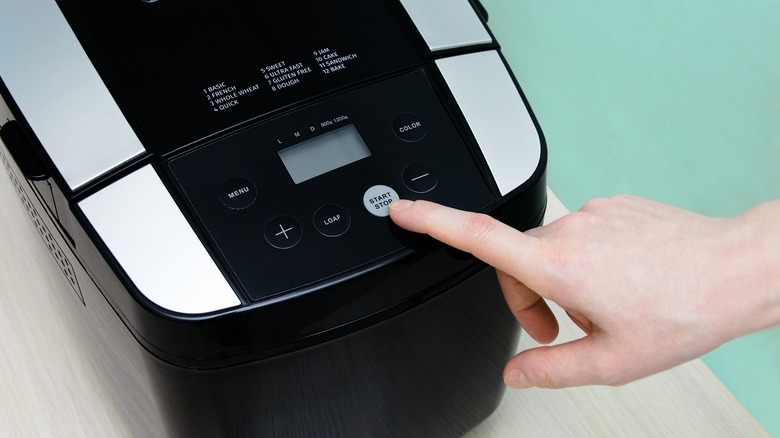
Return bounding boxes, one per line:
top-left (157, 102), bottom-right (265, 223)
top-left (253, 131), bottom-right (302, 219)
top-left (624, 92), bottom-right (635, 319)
top-left (736, 200), bottom-right (780, 334)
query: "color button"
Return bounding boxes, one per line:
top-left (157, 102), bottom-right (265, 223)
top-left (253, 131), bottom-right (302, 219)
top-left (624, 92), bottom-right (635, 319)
top-left (393, 113), bottom-right (427, 142)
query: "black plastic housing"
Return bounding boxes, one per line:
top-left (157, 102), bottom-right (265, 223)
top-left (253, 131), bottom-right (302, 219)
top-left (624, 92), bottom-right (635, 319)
top-left (1, 0), bottom-right (549, 435)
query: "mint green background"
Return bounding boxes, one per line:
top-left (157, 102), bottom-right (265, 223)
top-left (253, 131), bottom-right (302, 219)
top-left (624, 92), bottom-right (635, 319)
top-left (482, 0), bottom-right (780, 433)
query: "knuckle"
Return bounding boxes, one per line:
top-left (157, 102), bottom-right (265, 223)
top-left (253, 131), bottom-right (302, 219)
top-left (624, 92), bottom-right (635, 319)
top-left (580, 196), bottom-right (610, 211)
top-left (609, 193), bottom-right (631, 201)
top-left (538, 239), bottom-right (568, 272)
top-left (590, 352), bottom-right (630, 386)
top-left (557, 202), bottom-right (606, 234)
top-left (596, 368), bottom-right (623, 386)
top-left (581, 194), bottom-right (638, 212)
top-left (533, 351), bottom-right (566, 389)
top-left (556, 210), bottom-right (589, 228)
top-left (460, 213), bottom-right (497, 245)
top-left (540, 370), bottom-right (564, 390)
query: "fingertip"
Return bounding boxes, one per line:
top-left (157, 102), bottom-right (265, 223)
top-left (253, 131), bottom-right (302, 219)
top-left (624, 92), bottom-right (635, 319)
top-left (389, 199), bottom-right (414, 213)
top-left (389, 199), bottom-right (419, 231)
top-left (505, 341), bottom-right (597, 389)
top-left (524, 308), bottom-right (560, 345)
top-left (504, 369), bottom-right (532, 389)
top-left (496, 271), bottom-right (560, 344)
top-left (528, 322), bottom-right (560, 345)
top-left (505, 349), bottom-right (560, 389)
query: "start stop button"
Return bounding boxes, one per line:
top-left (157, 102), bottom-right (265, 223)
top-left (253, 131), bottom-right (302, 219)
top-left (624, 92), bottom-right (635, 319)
top-left (393, 113), bottom-right (427, 142)
top-left (362, 185), bottom-right (399, 217)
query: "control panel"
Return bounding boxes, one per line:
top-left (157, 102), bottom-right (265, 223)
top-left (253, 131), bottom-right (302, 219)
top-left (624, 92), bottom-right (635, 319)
top-left (169, 70), bottom-right (494, 300)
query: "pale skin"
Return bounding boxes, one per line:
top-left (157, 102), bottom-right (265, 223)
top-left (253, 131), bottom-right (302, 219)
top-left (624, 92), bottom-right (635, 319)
top-left (389, 194), bottom-right (780, 389)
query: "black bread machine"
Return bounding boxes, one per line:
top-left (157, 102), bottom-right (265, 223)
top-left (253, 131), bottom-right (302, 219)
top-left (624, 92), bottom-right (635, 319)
top-left (0, 0), bottom-right (546, 435)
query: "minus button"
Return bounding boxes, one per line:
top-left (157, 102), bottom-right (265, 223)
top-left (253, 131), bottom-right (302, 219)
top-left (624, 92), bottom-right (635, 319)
top-left (402, 163), bottom-right (438, 193)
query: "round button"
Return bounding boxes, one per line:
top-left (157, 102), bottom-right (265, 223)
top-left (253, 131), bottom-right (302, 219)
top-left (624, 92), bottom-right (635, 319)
top-left (362, 185), bottom-right (399, 217)
top-left (392, 113), bottom-right (427, 142)
top-left (402, 163), bottom-right (438, 193)
top-left (219, 178), bottom-right (257, 210)
top-left (313, 204), bottom-right (351, 237)
top-left (264, 216), bottom-right (302, 249)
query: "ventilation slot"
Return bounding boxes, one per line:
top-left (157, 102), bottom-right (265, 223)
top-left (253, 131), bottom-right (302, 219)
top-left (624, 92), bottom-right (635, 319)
top-left (1, 149), bottom-right (84, 305)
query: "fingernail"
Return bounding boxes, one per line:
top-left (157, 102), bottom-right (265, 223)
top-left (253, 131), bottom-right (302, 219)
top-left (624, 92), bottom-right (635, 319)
top-left (389, 199), bottom-right (414, 212)
top-left (505, 370), bottom-right (532, 389)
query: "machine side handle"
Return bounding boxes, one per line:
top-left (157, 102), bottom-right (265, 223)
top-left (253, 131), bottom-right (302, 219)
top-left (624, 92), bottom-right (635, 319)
top-left (0, 120), bottom-right (50, 181)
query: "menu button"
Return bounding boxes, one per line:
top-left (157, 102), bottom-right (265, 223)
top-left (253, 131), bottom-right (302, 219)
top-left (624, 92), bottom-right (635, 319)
top-left (219, 178), bottom-right (257, 210)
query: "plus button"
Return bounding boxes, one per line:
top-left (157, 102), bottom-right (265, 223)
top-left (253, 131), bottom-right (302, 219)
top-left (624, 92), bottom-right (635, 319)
top-left (275, 223), bottom-right (293, 240)
top-left (264, 216), bottom-right (302, 249)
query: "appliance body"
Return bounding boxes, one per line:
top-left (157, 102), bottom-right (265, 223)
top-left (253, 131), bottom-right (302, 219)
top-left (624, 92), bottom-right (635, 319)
top-left (0, 0), bottom-right (547, 436)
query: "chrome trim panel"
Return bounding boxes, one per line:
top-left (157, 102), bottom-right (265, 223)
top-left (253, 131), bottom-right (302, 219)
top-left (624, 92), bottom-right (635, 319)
top-left (399, 0), bottom-right (492, 51)
top-left (0, 0), bottom-right (145, 190)
top-left (79, 165), bottom-right (241, 314)
top-left (436, 50), bottom-right (541, 196)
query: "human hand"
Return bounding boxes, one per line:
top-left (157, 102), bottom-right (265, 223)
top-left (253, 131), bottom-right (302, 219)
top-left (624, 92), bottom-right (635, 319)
top-left (390, 195), bottom-right (779, 389)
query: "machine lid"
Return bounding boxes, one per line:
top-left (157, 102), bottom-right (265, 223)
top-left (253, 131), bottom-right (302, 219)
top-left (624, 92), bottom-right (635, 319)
top-left (59, 0), bottom-right (425, 157)
top-left (0, 0), bottom-right (146, 191)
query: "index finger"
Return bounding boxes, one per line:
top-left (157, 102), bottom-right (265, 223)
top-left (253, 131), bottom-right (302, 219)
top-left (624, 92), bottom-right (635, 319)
top-left (389, 199), bottom-right (547, 286)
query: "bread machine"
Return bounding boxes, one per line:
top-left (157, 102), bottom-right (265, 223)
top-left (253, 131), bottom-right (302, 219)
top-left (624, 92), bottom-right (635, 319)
top-left (0, 0), bottom-right (547, 435)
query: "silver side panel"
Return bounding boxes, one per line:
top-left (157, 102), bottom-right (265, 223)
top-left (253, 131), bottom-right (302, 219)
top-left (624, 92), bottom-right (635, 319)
top-left (399, 0), bottom-right (491, 51)
top-left (0, 0), bottom-right (145, 191)
top-left (79, 165), bottom-right (241, 314)
top-left (436, 51), bottom-right (541, 196)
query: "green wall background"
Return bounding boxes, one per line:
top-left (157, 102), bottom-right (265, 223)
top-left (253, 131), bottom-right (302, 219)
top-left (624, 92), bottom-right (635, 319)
top-left (481, 0), bottom-right (780, 433)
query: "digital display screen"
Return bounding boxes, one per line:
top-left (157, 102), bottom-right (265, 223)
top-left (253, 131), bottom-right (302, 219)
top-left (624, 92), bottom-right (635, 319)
top-left (278, 125), bottom-right (371, 184)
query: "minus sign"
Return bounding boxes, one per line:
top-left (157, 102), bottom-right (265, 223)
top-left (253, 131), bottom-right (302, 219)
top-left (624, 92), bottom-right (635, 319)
top-left (411, 173), bottom-right (430, 182)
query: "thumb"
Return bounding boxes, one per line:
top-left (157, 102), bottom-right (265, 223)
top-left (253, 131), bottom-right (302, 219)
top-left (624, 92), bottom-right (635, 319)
top-left (504, 337), bottom-right (621, 389)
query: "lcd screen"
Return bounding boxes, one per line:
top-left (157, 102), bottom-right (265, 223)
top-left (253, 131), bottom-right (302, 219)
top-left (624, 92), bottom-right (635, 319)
top-left (278, 125), bottom-right (371, 184)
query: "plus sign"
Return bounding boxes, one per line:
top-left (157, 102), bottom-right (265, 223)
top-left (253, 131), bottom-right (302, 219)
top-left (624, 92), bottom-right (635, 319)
top-left (275, 223), bottom-right (293, 240)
